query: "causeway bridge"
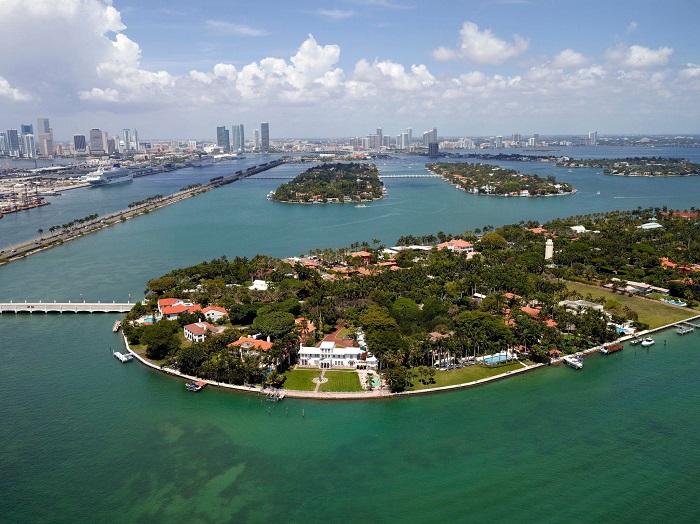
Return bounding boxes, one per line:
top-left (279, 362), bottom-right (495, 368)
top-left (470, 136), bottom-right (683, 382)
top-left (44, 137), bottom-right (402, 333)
top-left (0, 301), bottom-right (134, 313)
top-left (250, 173), bottom-right (438, 180)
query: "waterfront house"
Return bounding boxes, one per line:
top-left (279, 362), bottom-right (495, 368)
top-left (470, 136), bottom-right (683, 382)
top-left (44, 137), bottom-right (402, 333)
top-left (202, 305), bottom-right (229, 322)
top-left (158, 298), bottom-right (202, 319)
top-left (229, 336), bottom-right (274, 357)
top-left (349, 251), bottom-right (372, 265)
top-left (558, 299), bottom-right (604, 313)
top-left (436, 239), bottom-right (475, 256)
top-left (183, 322), bottom-right (224, 343)
top-left (298, 341), bottom-right (377, 370)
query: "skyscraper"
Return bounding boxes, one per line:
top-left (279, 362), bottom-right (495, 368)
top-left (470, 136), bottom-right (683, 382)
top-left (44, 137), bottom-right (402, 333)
top-left (21, 124), bottom-right (33, 135)
top-left (36, 117), bottom-right (54, 157)
top-left (495, 136), bottom-right (504, 148)
top-left (423, 127), bottom-right (437, 146)
top-left (89, 128), bottom-right (104, 155)
top-left (123, 129), bottom-right (131, 151)
top-left (589, 131), bottom-right (597, 146)
top-left (254, 129), bottom-right (260, 150)
top-left (22, 134), bottom-right (36, 159)
top-left (73, 134), bottom-right (87, 153)
top-left (377, 127), bottom-right (383, 146)
top-left (6, 129), bottom-right (20, 157)
top-left (232, 124), bottom-right (245, 153)
top-left (260, 122), bottom-right (270, 152)
top-left (216, 126), bottom-right (231, 152)
top-left (133, 129), bottom-right (139, 152)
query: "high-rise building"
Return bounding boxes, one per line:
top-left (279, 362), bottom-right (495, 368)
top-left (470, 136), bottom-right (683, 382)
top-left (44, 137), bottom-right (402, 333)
top-left (188, 140), bottom-right (197, 152)
top-left (106, 138), bottom-right (116, 155)
top-left (123, 129), bottom-right (131, 151)
top-left (89, 129), bottom-right (105, 155)
top-left (589, 131), bottom-right (597, 146)
top-left (0, 132), bottom-right (7, 155)
top-left (216, 126), bottom-right (231, 152)
top-left (512, 133), bottom-right (521, 145)
top-left (254, 129), bottom-right (260, 150)
top-left (495, 136), bottom-right (504, 148)
top-left (367, 134), bottom-right (381, 149)
top-left (73, 134), bottom-right (87, 153)
top-left (400, 131), bottom-right (409, 150)
top-left (377, 127), bottom-right (383, 146)
top-left (260, 122), bottom-right (270, 152)
top-left (423, 127), bottom-right (437, 146)
top-left (22, 133), bottom-right (36, 159)
top-left (232, 124), bottom-right (245, 153)
top-left (21, 124), bottom-right (33, 135)
top-left (428, 142), bottom-right (439, 157)
top-left (6, 129), bottom-right (20, 157)
top-left (36, 117), bottom-right (54, 157)
top-left (383, 135), bottom-right (391, 148)
top-left (406, 128), bottom-right (412, 149)
top-left (133, 129), bottom-right (139, 152)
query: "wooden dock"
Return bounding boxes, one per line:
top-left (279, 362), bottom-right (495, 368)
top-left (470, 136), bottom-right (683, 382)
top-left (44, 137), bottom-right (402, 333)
top-left (0, 301), bottom-right (134, 313)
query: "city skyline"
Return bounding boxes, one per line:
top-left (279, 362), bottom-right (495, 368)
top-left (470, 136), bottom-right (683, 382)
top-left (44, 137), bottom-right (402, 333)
top-left (1, 1), bottom-right (699, 138)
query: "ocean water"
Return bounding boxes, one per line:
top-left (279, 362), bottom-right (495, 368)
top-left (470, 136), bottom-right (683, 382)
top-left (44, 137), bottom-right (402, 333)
top-left (1, 147), bottom-right (700, 522)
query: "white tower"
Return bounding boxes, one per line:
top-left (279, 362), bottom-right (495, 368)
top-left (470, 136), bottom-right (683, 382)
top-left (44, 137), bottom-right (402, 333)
top-left (545, 238), bottom-right (554, 261)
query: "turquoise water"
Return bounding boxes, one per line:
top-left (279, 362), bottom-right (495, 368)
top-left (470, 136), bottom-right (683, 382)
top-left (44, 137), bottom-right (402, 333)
top-left (483, 354), bottom-right (509, 364)
top-left (1, 147), bottom-right (700, 522)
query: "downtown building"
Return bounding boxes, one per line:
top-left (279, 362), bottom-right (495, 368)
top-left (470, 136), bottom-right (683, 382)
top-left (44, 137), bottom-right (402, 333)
top-left (260, 122), bottom-right (270, 152)
top-left (231, 124), bottom-right (245, 153)
top-left (216, 126), bottom-right (231, 152)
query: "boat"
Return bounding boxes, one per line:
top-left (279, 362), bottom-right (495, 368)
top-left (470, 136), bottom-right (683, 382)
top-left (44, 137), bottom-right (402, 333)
top-left (629, 337), bottom-right (642, 345)
top-left (186, 381), bottom-right (207, 392)
top-left (676, 326), bottom-right (694, 335)
top-left (355, 204), bottom-right (367, 208)
top-left (596, 191), bottom-right (601, 195)
top-left (85, 164), bottom-right (134, 186)
top-left (267, 389), bottom-right (285, 402)
top-left (563, 355), bottom-right (583, 369)
top-left (267, 191), bottom-right (275, 200)
top-left (191, 155), bottom-right (214, 167)
top-left (600, 343), bottom-right (623, 355)
top-left (641, 337), bottom-right (655, 347)
top-left (112, 350), bottom-right (133, 363)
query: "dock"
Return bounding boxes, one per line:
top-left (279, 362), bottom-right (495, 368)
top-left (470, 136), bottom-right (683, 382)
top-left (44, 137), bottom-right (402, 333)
top-left (112, 320), bottom-right (122, 332)
top-left (0, 301), bottom-right (133, 313)
top-left (113, 351), bottom-right (133, 363)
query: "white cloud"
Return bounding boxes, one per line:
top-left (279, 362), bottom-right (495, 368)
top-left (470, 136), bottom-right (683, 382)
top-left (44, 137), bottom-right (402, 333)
top-left (626, 21), bottom-right (638, 34)
top-left (0, 76), bottom-right (32, 102)
top-left (433, 22), bottom-right (529, 64)
top-left (606, 44), bottom-right (673, 69)
top-left (552, 49), bottom-right (589, 69)
top-left (205, 20), bottom-right (268, 37)
top-left (317, 9), bottom-right (355, 19)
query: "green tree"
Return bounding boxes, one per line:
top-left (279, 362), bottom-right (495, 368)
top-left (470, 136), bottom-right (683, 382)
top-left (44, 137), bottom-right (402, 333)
top-left (252, 311), bottom-right (296, 339)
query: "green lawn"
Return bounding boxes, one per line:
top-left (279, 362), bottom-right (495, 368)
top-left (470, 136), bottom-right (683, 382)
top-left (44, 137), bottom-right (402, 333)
top-left (565, 281), bottom-right (697, 329)
top-left (319, 371), bottom-right (363, 392)
top-left (282, 369), bottom-right (321, 391)
top-left (406, 362), bottom-right (526, 391)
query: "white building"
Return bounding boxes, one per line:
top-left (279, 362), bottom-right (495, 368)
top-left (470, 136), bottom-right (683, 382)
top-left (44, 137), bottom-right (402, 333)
top-left (183, 322), bottom-right (224, 343)
top-left (298, 341), bottom-right (378, 370)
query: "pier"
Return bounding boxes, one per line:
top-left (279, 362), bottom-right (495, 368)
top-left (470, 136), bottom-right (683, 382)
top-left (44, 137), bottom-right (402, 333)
top-left (0, 301), bottom-right (134, 313)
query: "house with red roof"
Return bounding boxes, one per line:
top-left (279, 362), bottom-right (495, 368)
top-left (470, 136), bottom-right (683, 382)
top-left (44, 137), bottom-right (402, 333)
top-left (202, 306), bottom-right (229, 322)
top-left (228, 336), bottom-right (274, 357)
top-left (436, 239), bottom-right (475, 257)
top-left (349, 251), bottom-right (372, 265)
top-left (183, 322), bottom-right (225, 343)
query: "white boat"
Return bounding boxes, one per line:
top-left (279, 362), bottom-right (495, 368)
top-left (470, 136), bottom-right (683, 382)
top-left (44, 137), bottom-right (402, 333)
top-left (563, 355), bottom-right (583, 369)
top-left (85, 165), bottom-right (133, 186)
top-left (192, 156), bottom-right (214, 167)
top-left (355, 204), bottom-right (366, 208)
top-left (641, 337), bottom-right (655, 347)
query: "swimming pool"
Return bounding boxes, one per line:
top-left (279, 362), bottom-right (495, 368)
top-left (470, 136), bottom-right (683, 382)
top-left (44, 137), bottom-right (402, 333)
top-left (370, 376), bottom-right (380, 387)
top-left (483, 354), bottom-right (509, 364)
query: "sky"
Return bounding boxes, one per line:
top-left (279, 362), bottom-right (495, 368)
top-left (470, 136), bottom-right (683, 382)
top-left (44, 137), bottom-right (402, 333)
top-left (1, 0), bottom-right (699, 140)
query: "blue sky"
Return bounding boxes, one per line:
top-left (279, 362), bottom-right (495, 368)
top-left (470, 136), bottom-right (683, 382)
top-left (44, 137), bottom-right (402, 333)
top-left (1, 0), bottom-right (699, 139)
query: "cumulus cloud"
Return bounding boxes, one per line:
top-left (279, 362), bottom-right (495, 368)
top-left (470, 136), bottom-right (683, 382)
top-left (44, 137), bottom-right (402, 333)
top-left (606, 44), bottom-right (673, 69)
top-left (626, 21), bottom-right (638, 34)
top-left (433, 22), bottom-right (528, 64)
top-left (0, 76), bottom-right (32, 102)
top-left (552, 49), bottom-right (589, 69)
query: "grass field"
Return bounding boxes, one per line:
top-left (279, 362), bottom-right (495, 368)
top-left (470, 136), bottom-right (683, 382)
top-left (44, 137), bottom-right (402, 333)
top-left (565, 281), bottom-right (697, 329)
top-left (319, 371), bottom-right (363, 392)
top-left (406, 362), bottom-right (526, 391)
top-left (282, 369), bottom-right (321, 391)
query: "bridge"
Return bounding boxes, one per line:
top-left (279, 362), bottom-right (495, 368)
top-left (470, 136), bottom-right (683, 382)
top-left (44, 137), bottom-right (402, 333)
top-left (378, 174), bottom-right (437, 178)
top-left (0, 301), bottom-right (134, 313)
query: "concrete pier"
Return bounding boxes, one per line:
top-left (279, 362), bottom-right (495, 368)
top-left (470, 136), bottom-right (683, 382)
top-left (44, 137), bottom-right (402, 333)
top-left (0, 301), bottom-right (133, 313)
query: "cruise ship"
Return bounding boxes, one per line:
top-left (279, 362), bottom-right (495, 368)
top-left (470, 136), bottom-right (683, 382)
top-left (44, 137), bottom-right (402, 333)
top-left (191, 156), bottom-right (214, 168)
top-left (85, 165), bottom-right (134, 186)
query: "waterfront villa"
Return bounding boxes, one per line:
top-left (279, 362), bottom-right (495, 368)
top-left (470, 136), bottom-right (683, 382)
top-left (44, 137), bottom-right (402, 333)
top-left (229, 336), bottom-right (274, 357)
top-left (183, 322), bottom-right (225, 343)
top-left (158, 298), bottom-right (202, 319)
top-left (436, 239), bottom-right (475, 256)
top-left (298, 341), bottom-right (378, 370)
top-left (202, 305), bottom-right (229, 322)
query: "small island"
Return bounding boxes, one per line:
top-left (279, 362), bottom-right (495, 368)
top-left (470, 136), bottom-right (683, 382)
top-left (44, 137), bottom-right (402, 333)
top-left (119, 206), bottom-right (699, 397)
top-left (427, 162), bottom-right (575, 196)
top-left (557, 157), bottom-right (700, 176)
top-left (270, 162), bottom-right (384, 204)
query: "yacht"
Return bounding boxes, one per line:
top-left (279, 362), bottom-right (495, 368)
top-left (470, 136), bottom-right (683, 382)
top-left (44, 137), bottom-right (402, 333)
top-left (85, 165), bottom-right (133, 186)
top-left (641, 337), bottom-right (655, 347)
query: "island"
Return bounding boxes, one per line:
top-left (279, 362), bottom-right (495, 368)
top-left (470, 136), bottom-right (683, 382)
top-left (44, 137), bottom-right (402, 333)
top-left (427, 162), bottom-right (575, 196)
top-left (120, 206), bottom-right (699, 397)
top-left (269, 162), bottom-right (384, 204)
top-left (556, 157), bottom-right (700, 176)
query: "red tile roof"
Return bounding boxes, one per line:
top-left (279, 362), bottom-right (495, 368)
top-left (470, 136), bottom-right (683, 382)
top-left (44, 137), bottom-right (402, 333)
top-left (229, 336), bottom-right (273, 352)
